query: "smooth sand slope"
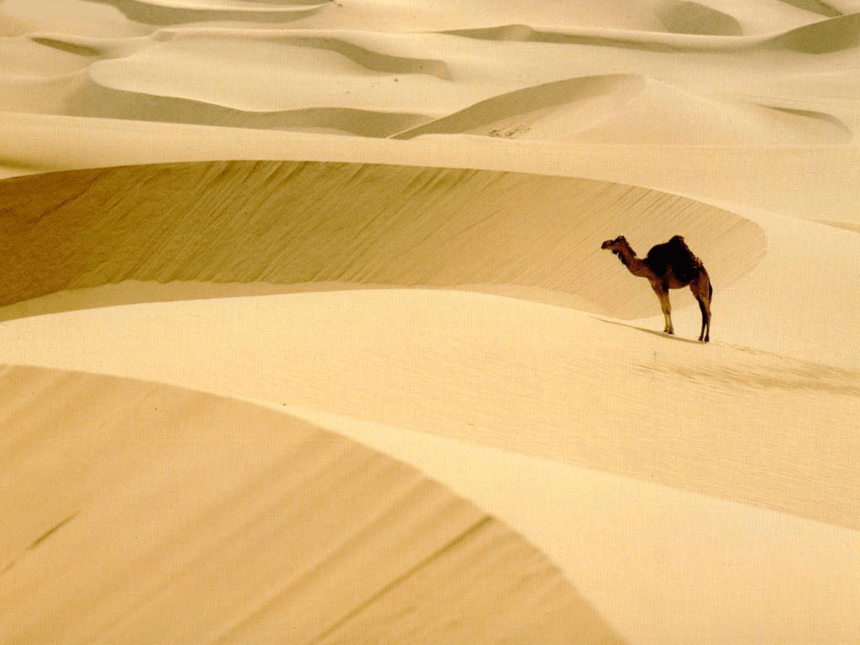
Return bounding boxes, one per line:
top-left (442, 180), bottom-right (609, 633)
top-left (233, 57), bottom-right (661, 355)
top-left (0, 160), bottom-right (765, 319)
top-left (0, 365), bottom-right (620, 645)
top-left (4, 2), bottom-right (860, 140)
top-left (1, 0), bottom-right (859, 644)
top-left (2, 293), bottom-right (859, 645)
top-left (0, 160), bottom-right (858, 644)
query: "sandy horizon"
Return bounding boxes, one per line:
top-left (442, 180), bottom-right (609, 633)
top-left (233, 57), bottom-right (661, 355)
top-left (1, 0), bottom-right (858, 643)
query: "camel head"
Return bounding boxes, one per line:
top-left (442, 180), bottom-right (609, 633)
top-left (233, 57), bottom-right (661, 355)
top-left (601, 235), bottom-right (629, 255)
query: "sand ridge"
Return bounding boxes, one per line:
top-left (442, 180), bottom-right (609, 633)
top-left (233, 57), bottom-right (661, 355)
top-left (392, 73), bottom-right (852, 144)
top-left (0, 160), bottom-right (765, 319)
top-left (2, 287), bottom-right (857, 531)
top-left (1, 0), bottom-right (859, 643)
top-left (0, 364), bottom-right (623, 645)
top-left (4, 4), bottom-right (860, 141)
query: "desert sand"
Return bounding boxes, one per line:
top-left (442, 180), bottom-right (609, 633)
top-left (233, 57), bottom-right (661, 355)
top-left (0, 0), bottom-right (858, 643)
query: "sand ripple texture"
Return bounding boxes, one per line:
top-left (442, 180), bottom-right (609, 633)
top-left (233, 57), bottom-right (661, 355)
top-left (1, 2), bottom-right (859, 645)
top-left (3, 0), bottom-right (860, 141)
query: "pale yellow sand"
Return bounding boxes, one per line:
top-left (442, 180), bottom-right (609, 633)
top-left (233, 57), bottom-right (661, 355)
top-left (1, 0), bottom-right (859, 644)
top-left (1, 365), bottom-right (620, 644)
top-left (1, 285), bottom-right (858, 644)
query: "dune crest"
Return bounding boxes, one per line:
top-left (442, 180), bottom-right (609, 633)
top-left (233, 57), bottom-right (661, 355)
top-left (394, 74), bottom-right (852, 144)
top-left (0, 70), bottom-right (431, 136)
top-left (655, 0), bottom-right (744, 35)
top-left (0, 160), bottom-right (764, 320)
top-left (2, 287), bottom-right (858, 530)
top-left (571, 77), bottom-right (853, 144)
top-left (764, 11), bottom-right (860, 52)
top-left (392, 74), bottom-right (646, 140)
top-left (1, 0), bottom-right (858, 643)
top-left (776, 0), bottom-right (841, 18)
top-left (0, 365), bottom-right (623, 645)
top-left (442, 23), bottom-right (709, 53)
top-left (77, 0), bottom-right (328, 25)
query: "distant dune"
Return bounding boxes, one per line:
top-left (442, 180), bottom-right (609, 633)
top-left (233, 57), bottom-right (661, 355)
top-left (656, 1), bottom-right (744, 36)
top-left (393, 73), bottom-right (851, 143)
top-left (1, 0), bottom-right (858, 644)
top-left (764, 11), bottom-right (860, 51)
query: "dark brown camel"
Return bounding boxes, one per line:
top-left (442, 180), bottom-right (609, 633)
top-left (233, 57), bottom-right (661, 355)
top-left (601, 235), bottom-right (712, 342)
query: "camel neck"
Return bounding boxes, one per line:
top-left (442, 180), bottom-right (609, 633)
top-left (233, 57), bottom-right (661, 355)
top-left (616, 247), bottom-right (650, 278)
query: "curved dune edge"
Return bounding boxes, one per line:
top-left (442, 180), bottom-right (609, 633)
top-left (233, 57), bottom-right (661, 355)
top-left (0, 72), bottom-right (431, 138)
top-left (285, 405), bottom-right (860, 645)
top-left (442, 12), bottom-right (860, 54)
top-left (2, 287), bottom-right (858, 531)
top-left (655, 1), bottom-right (743, 36)
top-left (147, 28), bottom-right (454, 80)
top-left (391, 74), bottom-right (646, 140)
top-left (0, 159), bottom-right (765, 319)
top-left (775, 0), bottom-right (841, 18)
top-left (821, 219), bottom-right (860, 233)
top-left (24, 28), bottom-right (452, 79)
top-left (3, 28), bottom-right (453, 132)
top-left (763, 11), bottom-right (860, 52)
top-left (392, 74), bottom-right (851, 144)
top-left (0, 364), bottom-right (623, 645)
top-left (77, 0), bottom-right (328, 25)
top-left (439, 22), bottom-right (743, 52)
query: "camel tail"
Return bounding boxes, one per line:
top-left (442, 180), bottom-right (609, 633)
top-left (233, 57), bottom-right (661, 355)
top-left (709, 280), bottom-right (713, 300)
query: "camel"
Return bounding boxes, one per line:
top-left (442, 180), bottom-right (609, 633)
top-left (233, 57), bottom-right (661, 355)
top-left (601, 235), bottom-right (712, 342)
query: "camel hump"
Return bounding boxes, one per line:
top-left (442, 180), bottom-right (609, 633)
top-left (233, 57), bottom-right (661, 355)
top-left (646, 235), bottom-right (703, 283)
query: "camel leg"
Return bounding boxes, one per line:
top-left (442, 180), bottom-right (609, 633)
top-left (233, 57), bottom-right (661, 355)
top-left (695, 299), bottom-right (709, 342)
top-left (652, 284), bottom-right (673, 335)
top-left (663, 292), bottom-right (675, 335)
top-left (691, 272), bottom-right (711, 342)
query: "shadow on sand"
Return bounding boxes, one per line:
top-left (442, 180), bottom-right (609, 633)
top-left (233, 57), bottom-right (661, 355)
top-left (592, 316), bottom-right (707, 345)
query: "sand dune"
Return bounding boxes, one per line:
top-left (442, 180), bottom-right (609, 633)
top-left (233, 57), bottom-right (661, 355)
top-left (1, 113), bottom-right (857, 226)
top-left (1, 0), bottom-right (149, 38)
top-left (0, 71), bottom-right (429, 136)
top-left (79, 0), bottom-right (328, 26)
top-left (2, 288), bottom-right (857, 529)
top-left (440, 22), bottom-right (747, 53)
top-left (0, 160), bottom-right (764, 320)
top-left (392, 74), bottom-right (647, 140)
top-left (0, 365), bottom-right (619, 644)
top-left (1, 28), bottom-right (456, 134)
top-left (291, 408), bottom-right (860, 645)
top-left (777, 0), bottom-right (842, 18)
top-left (764, 10), bottom-right (860, 51)
top-left (1, 1), bottom-right (859, 643)
top-left (442, 10), bottom-right (860, 58)
top-left (572, 78), bottom-right (852, 144)
top-left (287, 0), bottom-right (836, 35)
top-left (394, 73), bottom-right (851, 144)
top-left (85, 29), bottom-right (452, 107)
top-left (5, 6), bottom-right (860, 142)
top-left (1, 286), bottom-right (858, 644)
top-left (656, 1), bottom-right (744, 35)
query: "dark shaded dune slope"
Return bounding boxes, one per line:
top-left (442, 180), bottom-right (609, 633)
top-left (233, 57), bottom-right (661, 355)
top-left (655, 1), bottom-right (743, 36)
top-left (76, 0), bottom-right (327, 25)
top-left (0, 365), bottom-right (623, 644)
top-left (61, 75), bottom-right (430, 137)
top-left (763, 12), bottom-right (860, 52)
top-left (0, 160), bottom-right (764, 319)
top-left (775, 0), bottom-right (841, 18)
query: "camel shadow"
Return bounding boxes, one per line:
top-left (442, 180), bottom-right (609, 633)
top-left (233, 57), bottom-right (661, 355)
top-left (592, 316), bottom-right (707, 345)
